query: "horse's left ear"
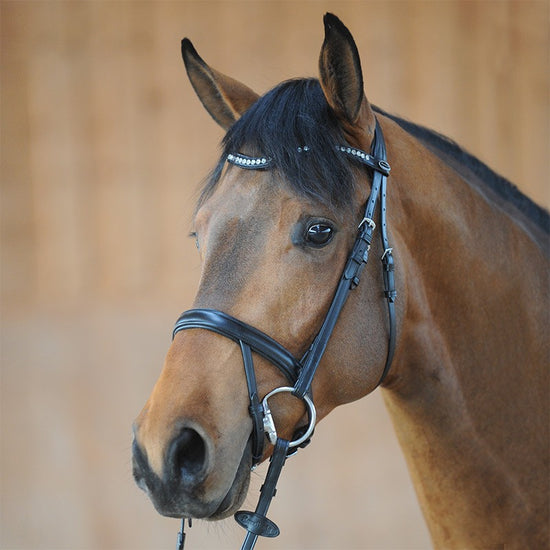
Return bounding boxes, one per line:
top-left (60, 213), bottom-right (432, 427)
top-left (181, 38), bottom-right (260, 130)
top-left (319, 13), bottom-right (375, 133)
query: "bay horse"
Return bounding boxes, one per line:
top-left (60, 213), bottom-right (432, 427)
top-left (133, 13), bottom-right (549, 549)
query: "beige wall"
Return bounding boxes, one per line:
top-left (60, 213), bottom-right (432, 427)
top-left (1, 1), bottom-right (548, 549)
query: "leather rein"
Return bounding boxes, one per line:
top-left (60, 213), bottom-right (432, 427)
top-left (173, 118), bottom-right (396, 550)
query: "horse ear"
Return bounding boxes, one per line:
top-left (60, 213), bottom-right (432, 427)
top-left (181, 38), bottom-right (260, 130)
top-left (319, 13), bottom-right (375, 131)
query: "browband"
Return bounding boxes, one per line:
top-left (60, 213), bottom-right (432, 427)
top-left (227, 143), bottom-right (391, 177)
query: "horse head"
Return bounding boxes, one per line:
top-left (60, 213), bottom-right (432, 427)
top-left (132, 13), bottom-right (396, 522)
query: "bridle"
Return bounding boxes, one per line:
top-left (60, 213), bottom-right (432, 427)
top-left (173, 118), bottom-right (396, 550)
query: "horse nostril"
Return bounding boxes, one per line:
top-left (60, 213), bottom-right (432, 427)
top-left (169, 427), bottom-right (207, 481)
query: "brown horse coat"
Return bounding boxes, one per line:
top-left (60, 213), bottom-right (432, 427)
top-left (133, 13), bottom-right (549, 548)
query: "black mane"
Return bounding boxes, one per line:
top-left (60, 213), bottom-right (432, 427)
top-left (374, 106), bottom-right (550, 234)
top-left (199, 79), bottom-right (362, 210)
top-left (198, 78), bottom-right (549, 236)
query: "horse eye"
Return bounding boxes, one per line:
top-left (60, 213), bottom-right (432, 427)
top-left (305, 223), bottom-right (334, 247)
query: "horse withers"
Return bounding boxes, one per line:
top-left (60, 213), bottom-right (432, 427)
top-left (132, 13), bottom-right (549, 548)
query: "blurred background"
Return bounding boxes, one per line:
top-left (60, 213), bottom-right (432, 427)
top-left (1, 1), bottom-right (548, 549)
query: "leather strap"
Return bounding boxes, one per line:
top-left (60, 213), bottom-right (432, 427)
top-left (173, 309), bottom-right (300, 464)
top-left (372, 120), bottom-right (396, 386)
top-left (173, 309), bottom-right (300, 384)
top-left (235, 438), bottom-right (290, 549)
top-left (294, 118), bottom-right (395, 396)
top-left (240, 341), bottom-right (265, 464)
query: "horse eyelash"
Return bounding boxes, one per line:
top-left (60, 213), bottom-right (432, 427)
top-left (189, 231), bottom-right (200, 250)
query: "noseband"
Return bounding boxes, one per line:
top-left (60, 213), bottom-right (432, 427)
top-left (173, 118), bottom-right (396, 550)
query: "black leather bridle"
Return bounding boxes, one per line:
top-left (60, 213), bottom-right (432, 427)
top-left (173, 118), bottom-right (396, 550)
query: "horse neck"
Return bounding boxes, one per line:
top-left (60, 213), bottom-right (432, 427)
top-left (379, 118), bottom-right (549, 548)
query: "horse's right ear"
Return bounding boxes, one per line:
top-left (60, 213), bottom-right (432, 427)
top-left (318, 13), bottom-right (375, 134)
top-left (181, 38), bottom-right (260, 130)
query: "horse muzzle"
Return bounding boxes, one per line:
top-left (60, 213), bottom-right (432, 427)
top-left (132, 424), bottom-right (253, 519)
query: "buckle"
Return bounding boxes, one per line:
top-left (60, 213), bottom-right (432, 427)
top-left (381, 248), bottom-right (393, 261)
top-left (358, 217), bottom-right (376, 231)
top-left (377, 159), bottom-right (391, 176)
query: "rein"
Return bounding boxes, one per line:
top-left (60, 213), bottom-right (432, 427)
top-left (172, 118), bottom-right (395, 550)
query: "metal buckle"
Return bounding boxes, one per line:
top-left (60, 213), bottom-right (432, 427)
top-left (261, 387), bottom-right (317, 449)
top-left (381, 247), bottom-right (393, 261)
top-left (377, 159), bottom-right (391, 175)
top-left (358, 217), bottom-right (376, 231)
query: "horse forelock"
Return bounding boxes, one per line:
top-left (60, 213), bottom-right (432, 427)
top-left (197, 78), bottom-right (364, 212)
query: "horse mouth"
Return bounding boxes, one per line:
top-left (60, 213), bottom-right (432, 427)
top-left (133, 437), bottom-right (253, 521)
top-left (205, 444), bottom-right (252, 520)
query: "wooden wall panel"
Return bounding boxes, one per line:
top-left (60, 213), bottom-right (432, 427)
top-left (1, 2), bottom-right (548, 549)
top-left (1, 0), bottom-right (548, 309)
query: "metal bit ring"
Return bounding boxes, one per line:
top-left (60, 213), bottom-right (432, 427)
top-left (261, 386), bottom-right (317, 448)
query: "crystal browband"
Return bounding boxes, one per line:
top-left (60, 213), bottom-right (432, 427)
top-left (227, 153), bottom-right (272, 169)
top-left (227, 145), bottom-right (390, 175)
top-left (336, 145), bottom-right (391, 176)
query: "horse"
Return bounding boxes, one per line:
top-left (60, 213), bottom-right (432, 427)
top-left (132, 13), bottom-right (549, 549)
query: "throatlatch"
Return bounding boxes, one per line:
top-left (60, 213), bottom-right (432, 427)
top-left (171, 118), bottom-right (395, 550)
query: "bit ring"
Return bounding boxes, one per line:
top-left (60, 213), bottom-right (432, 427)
top-left (261, 386), bottom-right (317, 448)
